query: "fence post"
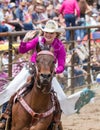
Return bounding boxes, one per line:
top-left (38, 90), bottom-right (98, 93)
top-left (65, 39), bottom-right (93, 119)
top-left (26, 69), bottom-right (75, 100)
top-left (87, 28), bottom-right (91, 88)
top-left (70, 30), bottom-right (75, 94)
top-left (8, 36), bottom-right (13, 80)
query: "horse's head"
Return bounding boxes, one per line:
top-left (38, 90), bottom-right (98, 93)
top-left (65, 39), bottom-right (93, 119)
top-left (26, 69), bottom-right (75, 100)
top-left (36, 50), bottom-right (55, 93)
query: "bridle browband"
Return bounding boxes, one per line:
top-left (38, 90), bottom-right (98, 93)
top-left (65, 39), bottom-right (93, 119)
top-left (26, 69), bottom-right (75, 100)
top-left (37, 50), bottom-right (55, 58)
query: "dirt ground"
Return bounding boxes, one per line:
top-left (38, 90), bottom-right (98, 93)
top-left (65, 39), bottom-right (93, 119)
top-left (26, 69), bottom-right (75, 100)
top-left (61, 92), bottom-right (100, 130)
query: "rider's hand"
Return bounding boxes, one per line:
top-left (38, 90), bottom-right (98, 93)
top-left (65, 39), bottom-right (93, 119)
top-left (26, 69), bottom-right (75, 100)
top-left (55, 67), bottom-right (62, 74)
top-left (23, 30), bottom-right (39, 42)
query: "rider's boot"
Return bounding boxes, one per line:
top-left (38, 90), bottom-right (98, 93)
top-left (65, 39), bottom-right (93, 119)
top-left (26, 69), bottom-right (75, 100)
top-left (0, 94), bottom-right (15, 129)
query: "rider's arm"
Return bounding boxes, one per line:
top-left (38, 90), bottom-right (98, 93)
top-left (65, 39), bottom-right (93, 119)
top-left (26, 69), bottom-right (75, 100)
top-left (54, 40), bottom-right (66, 74)
top-left (19, 37), bottom-right (39, 53)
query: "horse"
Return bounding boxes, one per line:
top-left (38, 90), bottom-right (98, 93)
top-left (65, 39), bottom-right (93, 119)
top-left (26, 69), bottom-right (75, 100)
top-left (9, 50), bottom-right (63, 130)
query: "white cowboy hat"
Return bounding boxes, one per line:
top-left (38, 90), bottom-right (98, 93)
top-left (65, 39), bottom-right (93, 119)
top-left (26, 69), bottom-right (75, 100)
top-left (40, 20), bottom-right (65, 33)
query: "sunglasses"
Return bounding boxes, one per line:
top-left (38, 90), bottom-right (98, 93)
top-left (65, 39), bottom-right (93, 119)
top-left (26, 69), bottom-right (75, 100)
top-left (22, 5), bottom-right (25, 7)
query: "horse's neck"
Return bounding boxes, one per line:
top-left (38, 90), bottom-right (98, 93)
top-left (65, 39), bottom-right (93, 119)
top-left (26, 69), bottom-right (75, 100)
top-left (30, 84), bottom-right (51, 105)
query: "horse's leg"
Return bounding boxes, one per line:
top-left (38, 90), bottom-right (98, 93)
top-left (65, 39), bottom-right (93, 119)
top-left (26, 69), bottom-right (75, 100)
top-left (47, 121), bottom-right (63, 130)
top-left (58, 123), bottom-right (63, 130)
top-left (30, 123), bottom-right (49, 130)
top-left (29, 117), bottom-right (53, 130)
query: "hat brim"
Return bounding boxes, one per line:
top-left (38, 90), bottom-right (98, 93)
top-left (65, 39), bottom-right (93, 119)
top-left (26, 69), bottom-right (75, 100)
top-left (40, 27), bottom-right (65, 33)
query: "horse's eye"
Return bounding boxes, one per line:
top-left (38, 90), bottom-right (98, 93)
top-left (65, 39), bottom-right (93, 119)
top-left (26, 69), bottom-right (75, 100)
top-left (52, 61), bottom-right (55, 65)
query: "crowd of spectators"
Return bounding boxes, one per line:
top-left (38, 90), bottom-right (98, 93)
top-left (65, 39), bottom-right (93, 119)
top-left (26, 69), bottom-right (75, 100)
top-left (0, 0), bottom-right (100, 42)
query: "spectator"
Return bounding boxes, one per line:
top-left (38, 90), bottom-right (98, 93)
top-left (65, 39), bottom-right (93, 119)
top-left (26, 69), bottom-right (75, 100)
top-left (92, 1), bottom-right (100, 15)
top-left (91, 46), bottom-right (100, 72)
top-left (24, 5), bottom-right (34, 27)
top-left (1, 5), bottom-right (15, 32)
top-left (59, 0), bottom-right (80, 41)
top-left (15, 1), bottom-right (34, 30)
top-left (26, 0), bottom-right (33, 8)
top-left (32, 4), bottom-right (48, 28)
top-left (91, 13), bottom-right (99, 29)
top-left (76, 0), bottom-right (91, 40)
top-left (46, 4), bottom-right (56, 19)
top-left (85, 9), bottom-right (98, 32)
top-left (63, 49), bottom-right (87, 87)
top-left (1, 51), bottom-right (9, 73)
top-left (0, 9), bottom-right (8, 41)
top-left (74, 64), bottom-right (87, 87)
top-left (6, 2), bottom-right (23, 31)
top-left (97, 0), bottom-right (100, 10)
top-left (2, 0), bottom-right (10, 8)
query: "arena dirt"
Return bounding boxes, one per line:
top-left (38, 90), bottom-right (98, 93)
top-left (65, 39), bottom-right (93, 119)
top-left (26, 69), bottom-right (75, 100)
top-left (62, 92), bottom-right (100, 130)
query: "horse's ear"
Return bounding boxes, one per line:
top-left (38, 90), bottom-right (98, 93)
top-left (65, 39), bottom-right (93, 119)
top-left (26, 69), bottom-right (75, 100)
top-left (50, 47), bottom-right (54, 54)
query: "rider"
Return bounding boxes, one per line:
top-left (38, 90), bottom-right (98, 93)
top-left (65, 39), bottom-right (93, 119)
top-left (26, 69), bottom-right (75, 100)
top-left (19, 20), bottom-right (66, 74)
top-left (0, 19), bottom-right (66, 128)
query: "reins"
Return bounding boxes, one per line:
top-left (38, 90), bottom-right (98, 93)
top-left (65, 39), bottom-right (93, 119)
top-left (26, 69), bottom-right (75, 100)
top-left (16, 90), bottom-right (55, 121)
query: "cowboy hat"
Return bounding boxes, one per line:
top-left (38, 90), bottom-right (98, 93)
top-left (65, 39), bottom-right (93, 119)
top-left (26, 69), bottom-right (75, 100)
top-left (40, 20), bottom-right (65, 33)
top-left (9, 2), bottom-right (16, 8)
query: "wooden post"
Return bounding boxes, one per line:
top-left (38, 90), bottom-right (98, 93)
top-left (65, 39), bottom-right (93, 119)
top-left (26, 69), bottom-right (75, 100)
top-left (70, 30), bottom-right (75, 94)
top-left (87, 28), bottom-right (91, 88)
top-left (8, 36), bottom-right (12, 80)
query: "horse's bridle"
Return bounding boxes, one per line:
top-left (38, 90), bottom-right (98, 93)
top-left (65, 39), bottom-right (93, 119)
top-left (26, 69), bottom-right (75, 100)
top-left (35, 51), bottom-right (55, 94)
top-left (15, 89), bottom-right (56, 122)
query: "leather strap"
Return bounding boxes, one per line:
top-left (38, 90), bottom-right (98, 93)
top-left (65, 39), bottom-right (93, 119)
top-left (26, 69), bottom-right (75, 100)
top-left (18, 95), bottom-right (55, 119)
